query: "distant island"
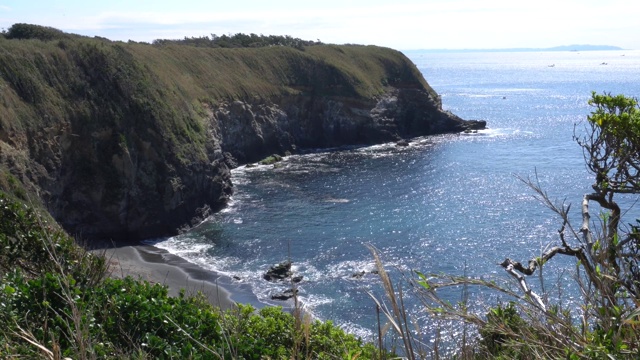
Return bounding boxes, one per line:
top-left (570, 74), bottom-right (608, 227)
top-left (404, 44), bottom-right (625, 53)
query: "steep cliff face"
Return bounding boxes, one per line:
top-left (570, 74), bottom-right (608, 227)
top-left (0, 29), bottom-right (484, 242)
top-left (212, 88), bottom-right (474, 163)
top-left (34, 121), bottom-right (232, 241)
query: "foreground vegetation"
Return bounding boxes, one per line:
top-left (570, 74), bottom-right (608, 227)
top-left (0, 192), bottom-right (384, 359)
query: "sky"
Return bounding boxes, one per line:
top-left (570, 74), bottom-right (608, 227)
top-left (0, 0), bottom-right (638, 50)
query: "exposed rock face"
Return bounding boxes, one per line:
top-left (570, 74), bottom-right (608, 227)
top-left (212, 88), bottom-right (481, 164)
top-left (13, 108), bottom-right (233, 242)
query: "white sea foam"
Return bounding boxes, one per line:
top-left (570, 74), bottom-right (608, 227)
top-left (219, 196), bottom-right (241, 213)
top-left (150, 235), bottom-right (247, 279)
top-left (323, 197), bottom-right (350, 203)
top-left (465, 127), bottom-right (533, 138)
top-left (325, 259), bottom-right (377, 280)
top-left (298, 292), bottom-right (333, 309)
top-left (152, 236), bottom-right (212, 255)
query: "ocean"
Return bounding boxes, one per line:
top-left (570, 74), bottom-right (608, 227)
top-left (150, 49), bottom-right (640, 340)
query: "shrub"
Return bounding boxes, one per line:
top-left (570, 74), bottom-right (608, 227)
top-left (5, 23), bottom-right (73, 41)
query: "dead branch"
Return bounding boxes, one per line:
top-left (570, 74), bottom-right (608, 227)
top-left (500, 244), bottom-right (584, 276)
top-left (581, 194), bottom-right (593, 249)
top-left (503, 263), bottom-right (546, 311)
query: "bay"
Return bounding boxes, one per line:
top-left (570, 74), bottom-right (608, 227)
top-left (153, 49), bottom-right (640, 339)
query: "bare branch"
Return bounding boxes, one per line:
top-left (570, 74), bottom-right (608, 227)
top-left (581, 194), bottom-right (593, 250)
top-left (500, 244), bottom-right (583, 276)
top-left (503, 263), bottom-right (546, 311)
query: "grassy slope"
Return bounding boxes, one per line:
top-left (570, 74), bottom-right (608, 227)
top-left (126, 42), bottom-right (435, 101)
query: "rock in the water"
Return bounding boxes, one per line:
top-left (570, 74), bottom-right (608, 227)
top-left (264, 261), bottom-right (293, 281)
top-left (271, 288), bottom-right (298, 301)
top-left (396, 139), bottom-right (410, 147)
top-left (460, 120), bottom-right (487, 131)
top-left (263, 261), bottom-right (304, 283)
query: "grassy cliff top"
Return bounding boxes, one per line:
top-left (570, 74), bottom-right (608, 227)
top-left (127, 42), bottom-right (436, 100)
top-left (0, 23), bottom-right (436, 104)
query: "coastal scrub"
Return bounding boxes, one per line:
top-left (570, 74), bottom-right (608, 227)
top-left (0, 192), bottom-right (385, 358)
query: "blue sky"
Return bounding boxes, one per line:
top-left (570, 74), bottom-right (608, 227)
top-left (0, 0), bottom-right (638, 50)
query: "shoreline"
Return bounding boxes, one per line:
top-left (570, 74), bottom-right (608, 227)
top-left (98, 244), bottom-right (261, 311)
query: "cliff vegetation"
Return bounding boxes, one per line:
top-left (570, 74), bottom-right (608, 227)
top-left (0, 24), bottom-right (476, 241)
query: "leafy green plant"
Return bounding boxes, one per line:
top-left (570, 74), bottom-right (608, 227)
top-left (477, 302), bottom-right (533, 359)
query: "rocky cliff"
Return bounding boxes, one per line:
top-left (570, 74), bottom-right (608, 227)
top-left (0, 26), bottom-right (484, 242)
top-left (212, 87), bottom-right (481, 164)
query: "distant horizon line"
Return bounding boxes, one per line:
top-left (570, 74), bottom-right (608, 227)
top-left (402, 44), bottom-right (627, 53)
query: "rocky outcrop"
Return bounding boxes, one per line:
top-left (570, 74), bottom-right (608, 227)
top-left (264, 261), bottom-right (303, 283)
top-left (271, 288), bottom-right (299, 301)
top-left (212, 88), bottom-right (484, 164)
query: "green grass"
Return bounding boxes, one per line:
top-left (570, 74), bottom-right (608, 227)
top-left (125, 42), bottom-right (431, 101)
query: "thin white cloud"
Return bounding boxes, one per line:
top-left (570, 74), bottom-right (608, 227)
top-left (2, 0), bottom-right (639, 49)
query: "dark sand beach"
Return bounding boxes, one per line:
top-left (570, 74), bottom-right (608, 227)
top-left (99, 244), bottom-right (237, 310)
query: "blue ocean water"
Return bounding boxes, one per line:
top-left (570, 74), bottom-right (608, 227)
top-left (153, 50), bottom-right (640, 339)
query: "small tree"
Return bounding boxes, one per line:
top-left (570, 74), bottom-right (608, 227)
top-left (495, 92), bottom-right (640, 357)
